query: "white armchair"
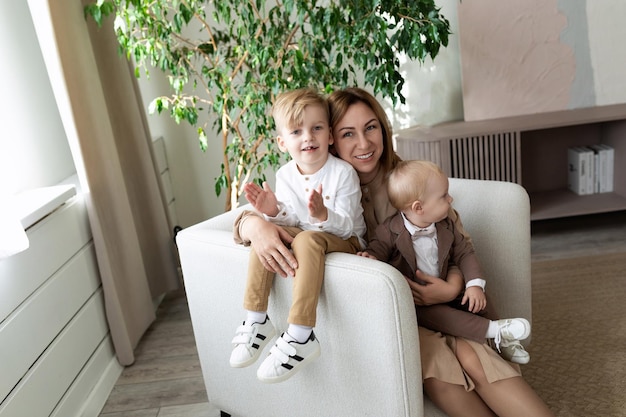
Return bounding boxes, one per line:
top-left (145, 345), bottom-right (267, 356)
top-left (176, 178), bottom-right (532, 417)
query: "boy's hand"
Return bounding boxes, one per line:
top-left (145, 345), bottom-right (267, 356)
top-left (357, 251), bottom-right (377, 260)
top-left (308, 184), bottom-right (328, 222)
top-left (462, 286), bottom-right (487, 313)
top-left (243, 181), bottom-right (279, 217)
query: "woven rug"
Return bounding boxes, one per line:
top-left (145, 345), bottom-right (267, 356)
top-left (524, 251), bottom-right (626, 417)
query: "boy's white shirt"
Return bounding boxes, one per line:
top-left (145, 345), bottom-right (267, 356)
top-left (401, 213), bottom-right (486, 291)
top-left (265, 154), bottom-right (366, 248)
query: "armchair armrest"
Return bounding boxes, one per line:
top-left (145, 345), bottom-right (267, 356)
top-left (177, 207), bottom-right (423, 417)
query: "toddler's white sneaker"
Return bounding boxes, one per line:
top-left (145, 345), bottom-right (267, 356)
top-left (494, 318), bottom-right (530, 348)
top-left (499, 339), bottom-right (531, 364)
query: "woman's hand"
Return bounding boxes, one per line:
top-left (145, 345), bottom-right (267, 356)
top-left (240, 216), bottom-right (298, 277)
top-left (407, 269), bottom-right (464, 306)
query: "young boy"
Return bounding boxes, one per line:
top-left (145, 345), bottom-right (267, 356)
top-left (358, 160), bottom-right (531, 364)
top-left (230, 88), bottom-right (366, 383)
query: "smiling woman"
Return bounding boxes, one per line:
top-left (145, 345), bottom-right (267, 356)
top-left (330, 101), bottom-right (385, 184)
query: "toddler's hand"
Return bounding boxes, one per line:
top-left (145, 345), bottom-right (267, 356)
top-left (462, 286), bottom-right (487, 313)
top-left (357, 251), bottom-right (377, 260)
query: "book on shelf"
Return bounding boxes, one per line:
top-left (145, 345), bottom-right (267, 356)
top-left (567, 145), bottom-right (614, 195)
top-left (567, 147), bottom-right (590, 195)
top-left (588, 144), bottom-right (615, 193)
top-left (585, 147), bottom-right (595, 194)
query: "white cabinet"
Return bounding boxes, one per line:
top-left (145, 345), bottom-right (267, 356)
top-left (0, 185), bottom-right (122, 417)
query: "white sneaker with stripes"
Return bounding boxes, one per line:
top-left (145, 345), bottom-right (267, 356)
top-left (256, 331), bottom-right (321, 383)
top-left (229, 317), bottom-right (276, 368)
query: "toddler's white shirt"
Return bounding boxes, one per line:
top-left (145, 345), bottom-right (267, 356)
top-left (401, 213), bottom-right (485, 290)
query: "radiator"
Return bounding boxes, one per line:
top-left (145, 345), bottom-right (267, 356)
top-left (396, 137), bottom-right (448, 171)
top-left (396, 127), bottom-right (522, 184)
top-left (449, 131), bottom-right (521, 183)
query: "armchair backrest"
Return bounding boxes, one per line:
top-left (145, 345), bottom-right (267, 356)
top-left (448, 178), bottom-right (532, 332)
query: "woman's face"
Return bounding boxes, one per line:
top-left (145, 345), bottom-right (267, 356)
top-left (332, 101), bottom-right (384, 183)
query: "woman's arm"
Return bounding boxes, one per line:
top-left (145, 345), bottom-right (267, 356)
top-left (236, 212), bottom-right (298, 277)
top-left (408, 268), bottom-right (464, 306)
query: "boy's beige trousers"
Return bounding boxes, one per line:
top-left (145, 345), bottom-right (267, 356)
top-left (244, 227), bottom-right (361, 327)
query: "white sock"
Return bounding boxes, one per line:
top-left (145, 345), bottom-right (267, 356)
top-left (286, 324), bottom-right (313, 343)
top-left (485, 319), bottom-right (528, 340)
top-left (485, 321), bottom-right (499, 339)
top-left (245, 310), bottom-right (267, 325)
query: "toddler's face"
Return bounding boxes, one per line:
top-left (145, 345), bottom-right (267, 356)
top-left (420, 173), bottom-right (453, 224)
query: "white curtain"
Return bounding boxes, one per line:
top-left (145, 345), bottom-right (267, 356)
top-left (28, 0), bottom-right (181, 365)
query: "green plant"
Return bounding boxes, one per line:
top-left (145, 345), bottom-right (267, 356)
top-left (85, 0), bottom-right (450, 211)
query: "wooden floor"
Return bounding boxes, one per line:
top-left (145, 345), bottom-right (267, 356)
top-left (99, 210), bottom-right (626, 417)
top-left (98, 289), bottom-right (218, 417)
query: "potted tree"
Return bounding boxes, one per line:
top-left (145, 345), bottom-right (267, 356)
top-left (85, 0), bottom-right (450, 211)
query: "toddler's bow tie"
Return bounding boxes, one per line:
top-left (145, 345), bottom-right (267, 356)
top-left (412, 223), bottom-right (436, 239)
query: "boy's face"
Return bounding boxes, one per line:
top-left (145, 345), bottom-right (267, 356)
top-left (276, 104), bottom-right (333, 175)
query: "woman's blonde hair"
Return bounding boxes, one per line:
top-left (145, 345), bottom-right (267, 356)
top-left (387, 160), bottom-right (445, 210)
top-left (327, 87), bottom-right (401, 174)
top-left (271, 87), bottom-right (328, 131)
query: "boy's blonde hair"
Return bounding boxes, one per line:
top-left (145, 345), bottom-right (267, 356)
top-left (272, 88), bottom-right (328, 131)
top-left (387, 160), bottom-right (445, 210)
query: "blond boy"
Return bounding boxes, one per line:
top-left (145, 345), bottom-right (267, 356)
top-left (230, 88), bottom-right (366, 382)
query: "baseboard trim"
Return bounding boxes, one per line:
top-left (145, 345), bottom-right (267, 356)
top-left (80, 343), bottom-right (123, 417)
top-left (49, 336), bottom-right (123, 417)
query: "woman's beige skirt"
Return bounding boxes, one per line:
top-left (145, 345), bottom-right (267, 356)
top-left (418, 326), bottom-right (521, 391)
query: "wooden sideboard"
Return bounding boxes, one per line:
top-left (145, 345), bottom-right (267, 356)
top-left (396, 104), bottom-right (626, 221)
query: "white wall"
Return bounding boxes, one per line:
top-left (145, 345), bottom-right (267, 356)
top-left (136, 73), bottom-right (225, 227)
top-left (390, 0), bottom-right (464, 129)
top-left (587, 1), bottom-right (626, 106)
top-left (0, 2), bottom-right (75, 197)
top-left (456, 0), bottom-right (626, 121)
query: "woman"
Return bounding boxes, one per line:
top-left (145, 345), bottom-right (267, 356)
top-left (235, 87), bottom-right (554, 417)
